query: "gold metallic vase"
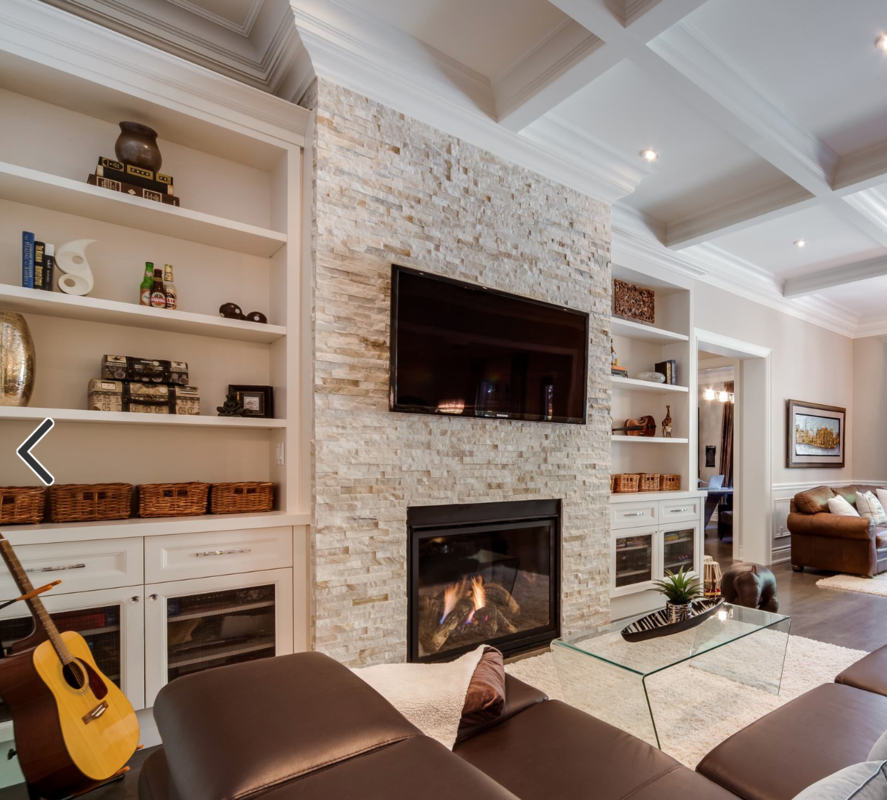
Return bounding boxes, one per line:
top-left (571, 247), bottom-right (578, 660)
top-left (0, 312), bottom-right (35, 407)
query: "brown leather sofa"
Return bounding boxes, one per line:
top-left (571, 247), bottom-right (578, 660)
top-left (787, 484), bottom-right (887, 576)
top-left (139, 646), bottom-right (887, 800)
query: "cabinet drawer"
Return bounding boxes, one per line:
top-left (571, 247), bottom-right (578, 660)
top-left (660, 498), bottom-right (701, 524)
top-left (145, 527), bottom-right (293, 583)
top-left (0, 538), bottom-right (143, 598)
top-left (611, 502), bottom-right (659, 530)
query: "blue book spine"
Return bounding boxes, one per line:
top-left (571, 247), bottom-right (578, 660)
top-left (21, 231), bottom-right (35, 288)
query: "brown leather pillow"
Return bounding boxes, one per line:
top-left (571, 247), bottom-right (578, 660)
top-left (459, 647), bottom-right (506, 729)
top-left (795, 485), bottom-right (835, 514)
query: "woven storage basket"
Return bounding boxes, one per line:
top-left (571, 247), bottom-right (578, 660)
top-left (49, 484), bottom-right (132, 523)
top-left (612, 474), bottom-right (639, 494)
top-left (0, 487), bottom-right (45, 524)
top-left (211, 482), bottom-right (274, 514)
top-left (660, 474), bottom-right (681, 491)
top-left (138, 482), bottom-right (209, 518)
top-left (638, 473), bottom-right (661, 493)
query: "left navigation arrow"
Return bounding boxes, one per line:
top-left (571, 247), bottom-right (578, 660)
top-left (17, 418), bottom-right (55, 486)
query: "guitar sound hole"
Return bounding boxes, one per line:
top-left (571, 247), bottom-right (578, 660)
top-left (63, 661), bottom-right (86, 691)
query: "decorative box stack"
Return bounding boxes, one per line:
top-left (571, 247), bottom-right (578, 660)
top-left (88, 157), bottom-right (180, 207)
top-left (87, 355), bottom-right (200, 415)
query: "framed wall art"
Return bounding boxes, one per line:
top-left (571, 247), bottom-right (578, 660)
top-left (229, 384), bottom-right (274, 418)
top-left (787, 399), bottom-right (846, 469)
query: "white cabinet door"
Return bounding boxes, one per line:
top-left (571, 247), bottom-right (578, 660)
top-left (0, 585), bottom-right (145, 743)
top-left (612, 526), bottom-right (660, 597)
top-left (659, 522), bottom-right (701, 579)
top-left (144, 568), bottom-right (293, 707)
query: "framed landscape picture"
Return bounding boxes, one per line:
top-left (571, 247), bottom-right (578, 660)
top-left (787, 400), bottom-right (846, 469)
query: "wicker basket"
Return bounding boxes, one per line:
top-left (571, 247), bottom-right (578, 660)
top-left (0, 487), bottom-right (45, 525)
top-left (660, 474), bottom-right (681, 491)
top-left (138, 482), bottom-right (209, 518)
top-left (638, 473), bottom-right (661, 493)
top-left (49, 484), bottom-right (132, 523)
top-left (211, 482), bottom-right (274, 514)
top-left (612, 474), bottom-right (640, 494)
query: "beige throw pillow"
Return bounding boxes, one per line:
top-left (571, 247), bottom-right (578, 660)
top-left (876, 489), bottom-right (887, 516)
top-left (827, 495), bottom-right (859, 517)
top-left (857, 492), bottom-right (887, 525)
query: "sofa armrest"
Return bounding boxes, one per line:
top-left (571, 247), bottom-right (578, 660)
top-left (787, 512), bottom-right (872, 541)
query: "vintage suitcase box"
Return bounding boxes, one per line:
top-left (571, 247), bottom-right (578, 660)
top-left (101, 355), bottom-right (189, 385)
top-left (88, 380), bottom-right (200, 415)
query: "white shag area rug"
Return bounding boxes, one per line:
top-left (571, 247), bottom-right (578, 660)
top-left (817, 572), bottom-right (887, 596)
top-left (506, 635), bottom-right (863, 769)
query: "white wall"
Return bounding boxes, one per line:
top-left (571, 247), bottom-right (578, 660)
top-left (853, 335), bottom-right (887, 480)
top-left (693, 282), bottom-right (854, 486)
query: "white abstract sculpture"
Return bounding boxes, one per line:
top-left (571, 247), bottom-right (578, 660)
top-left (56, 239), bottom-right (96, 296)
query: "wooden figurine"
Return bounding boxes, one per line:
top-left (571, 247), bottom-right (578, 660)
top-left (662, 405), bottom-right (673, 438)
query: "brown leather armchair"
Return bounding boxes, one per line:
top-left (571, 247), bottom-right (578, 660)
top-left (788, 484), bottom-right (887, 577)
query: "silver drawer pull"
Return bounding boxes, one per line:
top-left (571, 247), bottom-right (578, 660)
top-left (195, 548), bottom-right (252, 558)
top-left (623, 512), bottom-right (644, 517)
top-left (25, 563), bottom-right (86, 573)
top-left (670, 508), bottom-right (690, 513)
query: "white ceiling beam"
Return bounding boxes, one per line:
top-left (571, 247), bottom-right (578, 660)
top-left (494, 0), bottom-right (707, 132)
top-left (667, 179), bottom-right (816, 250)
top-left (784, 255), bottom-right (887, 299)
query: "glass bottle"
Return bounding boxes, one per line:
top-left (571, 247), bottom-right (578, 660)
top-left (140, 262), bottom-right (154, 306)
top-left (163, 263), bottom-right (177, 310)
top-left (150, 267), bottom-right (166, 308)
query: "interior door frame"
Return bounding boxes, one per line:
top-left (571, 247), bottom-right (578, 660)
top-left (694, 329), bottom-right (772, 565)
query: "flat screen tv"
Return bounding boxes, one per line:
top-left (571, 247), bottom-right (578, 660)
top-left (390, 266), bottom-right (588, 424)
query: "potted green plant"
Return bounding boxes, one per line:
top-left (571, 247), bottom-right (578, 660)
top-left (654, 566), bottom-right (703, 623)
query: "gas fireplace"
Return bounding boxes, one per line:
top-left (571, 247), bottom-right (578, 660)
top-left (408, 499), bottom-right (561, 663)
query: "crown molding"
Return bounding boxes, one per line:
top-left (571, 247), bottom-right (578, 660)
top-left (784, 255), bottom-right (887, 299)
top-left (666, 178), bottom-right (815, 250)
top-left (0, 0), bottom-right (309, 145)
top-left (291, 0), bottom-right (651, 204)
top-left (166, 0), bottom-right (265, 37)
top-left (834, 141), bottom-right (887, 194)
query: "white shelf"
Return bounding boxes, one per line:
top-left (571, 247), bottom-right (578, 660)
top-left (3, 511), bottom-right (312, 546)
top-left (0, 406), bottom-right (285, 429)
top-left (0, 162), bottom-right (286, 258)
top-left (612, 376), bottom-right (689, 394)
top-left (0, 285), bottom-right (286, 344)
top-left (611, 435), bottom-right (689, 444)
top-left (610, 317), bottom-right (689, 344)
top-left (610, 491), bottom-right (704, 504)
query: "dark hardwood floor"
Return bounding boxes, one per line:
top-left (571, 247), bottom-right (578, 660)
top-left (705, 525), bottom-right (887, 653)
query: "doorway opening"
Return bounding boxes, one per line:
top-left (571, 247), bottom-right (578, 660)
top-left (695, 330), bottom-right (772, 569)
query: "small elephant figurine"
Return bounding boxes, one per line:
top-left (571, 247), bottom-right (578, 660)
top-left (720, 563), bottom-right (779, 612)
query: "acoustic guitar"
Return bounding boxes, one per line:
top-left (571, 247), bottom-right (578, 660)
top-left (0, 534), bottom-right (139, 799)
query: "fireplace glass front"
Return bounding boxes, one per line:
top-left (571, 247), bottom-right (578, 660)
top-left (408, 501), bottom-right (560, 663)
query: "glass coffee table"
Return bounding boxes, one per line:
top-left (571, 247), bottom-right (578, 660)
top-left (550, 604), bottom-right (791, 749)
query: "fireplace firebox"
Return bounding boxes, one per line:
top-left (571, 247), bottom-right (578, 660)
top-left (408, 499), bottom-right (561, 663)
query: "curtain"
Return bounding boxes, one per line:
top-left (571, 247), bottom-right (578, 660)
top-left (719, 381), bottom-right (734, 487)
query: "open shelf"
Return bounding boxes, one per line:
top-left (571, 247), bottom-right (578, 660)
top-left (612, 376), bottom-right (689, 394)
top-left (168, 637), bottom-right (275, 669)
top-left (0, 161), bottom-right (287, 258)
top-left (612, 435), bottom-right (689, 444)
top-left (610, 317), bottom-right (689, 344)
top-left (0, 285), bottom-right (286, 343)
top-left (0, 406), bottom-right (285, 429)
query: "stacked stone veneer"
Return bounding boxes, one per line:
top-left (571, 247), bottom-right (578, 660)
top-left (308, 80), bottom-right (612, 666)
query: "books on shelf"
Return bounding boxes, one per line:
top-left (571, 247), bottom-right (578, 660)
top-left (21, 231), bottom-right (34, 288)
top-left (655, 360), bottom-right (677, 385)
top-left (96, 158), bottom-right (174, 193)
top-left (88, 174), bottom-right (180, 207)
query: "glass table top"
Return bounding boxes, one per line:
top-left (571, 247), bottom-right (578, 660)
top-left (552, 604), bottom-right (791, 677)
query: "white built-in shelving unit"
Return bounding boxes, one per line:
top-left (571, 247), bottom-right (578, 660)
top-left (608, 262), bottom-right (705, 620)
top-left (0, 0), bottom-right (312, 769)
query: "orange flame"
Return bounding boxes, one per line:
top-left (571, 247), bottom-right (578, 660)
top-left (440, 579), bottom-right (464, 624)
top-left (466, 576), bottom-right (486, 624)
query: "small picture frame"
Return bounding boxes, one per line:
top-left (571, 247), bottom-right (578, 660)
top-left (229, 384), bottom-right (274, 418)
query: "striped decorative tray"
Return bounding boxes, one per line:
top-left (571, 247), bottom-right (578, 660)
top-left (621, 598), bottom-right (725, 642)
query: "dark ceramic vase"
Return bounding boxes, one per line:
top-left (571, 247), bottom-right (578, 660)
top-left (115, 122), bottom-right (162, 171)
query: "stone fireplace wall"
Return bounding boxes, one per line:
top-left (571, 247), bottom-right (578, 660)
top-left (308, 80), bottom-right (612, 666)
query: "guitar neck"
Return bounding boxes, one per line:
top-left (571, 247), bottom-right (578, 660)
top-left (0, 535), bottom-right (73, 665)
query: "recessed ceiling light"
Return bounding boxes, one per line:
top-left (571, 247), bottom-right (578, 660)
top-left (640, 148), bottom-right (659, 162)
top-left (794, 239), bottom-right (807, 248)
top-left (877, 33), bottom-right (887, 51)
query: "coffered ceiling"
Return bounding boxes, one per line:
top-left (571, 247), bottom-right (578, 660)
top-left (39, 0), bottom-right (887, 337)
